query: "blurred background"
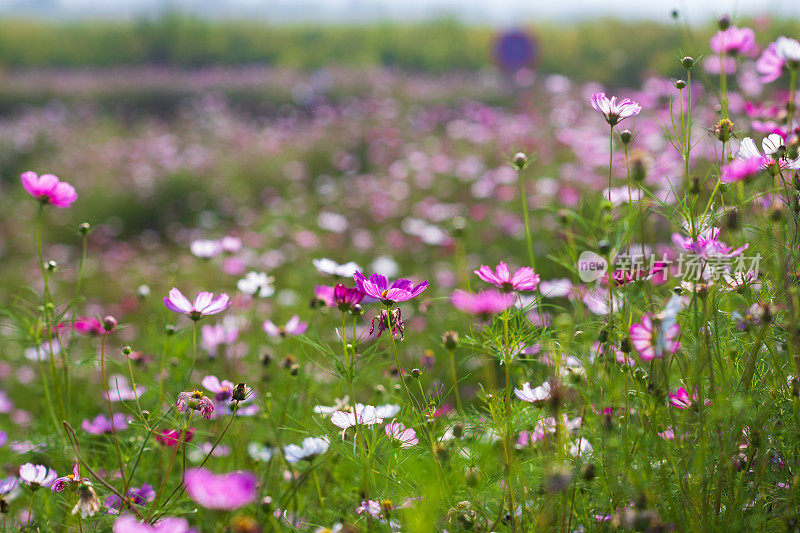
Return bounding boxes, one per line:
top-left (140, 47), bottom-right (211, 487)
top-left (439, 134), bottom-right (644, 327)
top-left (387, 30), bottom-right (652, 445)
top-left (0, 0), bottom-right (797, 299)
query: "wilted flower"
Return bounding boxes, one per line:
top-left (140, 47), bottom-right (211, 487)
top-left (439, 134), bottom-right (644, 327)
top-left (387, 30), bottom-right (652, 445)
top-left (163, 288), bottom-right (231, 320)
top-left (184, 468), bottom-right (257, 510)
top-left (176, 390), bottom-right (215, 419)
top-left (72, 483), bottom-right (101, 518)
top-left (590, 92), bottom-right (642, 126)
top-left (20, 171), bottom-right (77, 208)
top-left (370, 308), bottom-right (404, 341)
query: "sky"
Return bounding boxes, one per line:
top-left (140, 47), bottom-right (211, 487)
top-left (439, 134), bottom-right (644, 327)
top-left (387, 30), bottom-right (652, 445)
top-left (0, 0), bottom-right (796, 23)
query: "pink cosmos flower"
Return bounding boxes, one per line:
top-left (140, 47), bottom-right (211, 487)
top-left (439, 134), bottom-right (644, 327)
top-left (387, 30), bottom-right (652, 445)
top-left (709, 26), bottom-right (755, 55)
top-left (163, 288), bottom-right (230, 321)
top-left (669, 387), bottom-right (712, 409)
top-left (201, 375), bottom-right (235, 401)
top-left (384, 421), bottom-right (418, 448)
top-left (156, 428), bottom-right (195, 447)
top-left (757, 37), bottom-right (800, 83)
top-left (672, 227), bottom-right (748, 261)
top-left (450, 289), bottom-right (515, 318)
top-left (105, 375), bottom-right (145, 402)
top-left (200, 322), bottom-right (238, 356)
top-left (474, 261), bottom-right (540, 292)
top-left (81, 413), bottom-right (132, 435)
top-left (113, 515), bottom-right (192, 533)
top-left (176, 390), bottom-right (215, 419)
top-left (721, 155), bottom-right (770, 183)
top-left (19, 463), bottom-right (57, 488)
top-left (73, 317), bottom-right (106, 337)
top-left (313, 285), bottom-right (336, 307)
top-left (184, 468), bottom-right (257, 510)
top-left (630, 314), bottom-right (680, 361)
top-left (262, 315), bottom-right (307, 337)
top-left (51, 462), bottom-right (87, 493)
top-left (353, 271), bottom-right (428, 305)
top-left (20, 171), bottom-right (77, 208)
top-left (590, 92), bottom-right (642, 126)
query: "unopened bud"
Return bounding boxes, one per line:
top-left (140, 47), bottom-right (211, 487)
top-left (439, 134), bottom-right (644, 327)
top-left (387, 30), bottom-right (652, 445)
top-left (718, 14), bottom-right (731, 30)
top-left (465, 467), bottom-right (480, 486)
top-left (102, 315), bottom-right (117, 332)
top-left (78, 222), bottom-right (92, 236)
top-left (451, 422), bottom-right (465, 439)
top-left (122, 346), bottom-right (132, 356)
top-left (46, 260), bottom-right (57, 272)
top-left (681, 57), bottom-right (694, 69)
top-left (620, 337), bottom-right (632, 353)
top-left (598, 240), bottom-right (611, 256)
top-left (674, 79), bottom-right (687, 90)
top-left (619, 130), bottom-right (632, 144)
top-left (442, 330), bottom-right (459, 350)
top-left (513, 152), bottom-right (528, 170)
top-left (410, 368), bottom-right (422, 378)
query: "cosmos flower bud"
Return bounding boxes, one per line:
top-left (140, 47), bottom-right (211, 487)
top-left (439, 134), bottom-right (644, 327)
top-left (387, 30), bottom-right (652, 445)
top-left (513, 152), bottom-right (528, 170)
top-left (410, 368), bottom-right (422, 378)
top-left (122, 346), bottom-right (132, 356)
top-left (581, 462), bottom-right (596, 481)
top-left (102, 315), bottom-right (117, 333)
top-left (166, 325), bottom-right (176, 336)
top-left (558, 209), bottom-right (574, 225)
top-left (433, 442), bottom-right (449, 462)
top-left (450, 216), bottom-right (467, 238)
top-left (78, 222), bottom-right (92, 236)
top-left (619, 130), bottom-right (632, 144)
top-left (47, 260), bottom-right (57, 272)
top-left (726, 209), bottom-right (739, 230)
top-left (451, 422), bottom-right (465, 439)
top-left (688, 175), bottom-right (701, 194)
top-left (137, 284), bottom-right (150, 299)
top-left (771, 205), bottom-right (785, 222)
top-left (630, 151), bottom-right (648, 183)
top-left (620, 337), bottom-right (632, 353)
top-left (351, 303), bottom-right (363, 316)
top-left (718, 14), bottom-right (731, 30)
top-left (598, 240), bottom-right (611, 255)
top-left (0, 499), bottom-right (8, 514)
top-left (598, 329), bottom-right (609, 343)
top-left (232, 382), bottom-right (249, 402)
top-left (442, 330), bottom-right (459, 350)
top-left (465, 467), bottom-right (480, 486)
top-left (671, 9), bottom-right (679, 19)
top-left (674, 79), bottom-right (687, 89)
top-left (681, 56), bottom-right (694, 69)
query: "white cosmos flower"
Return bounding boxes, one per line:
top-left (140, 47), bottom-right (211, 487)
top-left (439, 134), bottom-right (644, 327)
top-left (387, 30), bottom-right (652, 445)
top-left (284, 436), bottom-right (330, 463)
top-left (313, 258), bottom-right (361, 277)
top-left (776, 36), bottom-right (800, 62)
top-left (237, 271), bottom-right (275, 297)
top-left (190, 239), bottom-right (222, 258)
top-left (330, 404), bottom-right (383, 430)
top-left (514, 381), bottom-right (551, 405)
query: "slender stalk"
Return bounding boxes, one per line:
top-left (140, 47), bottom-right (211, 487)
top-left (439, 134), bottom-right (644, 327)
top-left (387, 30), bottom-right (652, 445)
top-left (447, 346), bottom-right (462, 412)
top-left (100, 333), bottom-right (127, 488)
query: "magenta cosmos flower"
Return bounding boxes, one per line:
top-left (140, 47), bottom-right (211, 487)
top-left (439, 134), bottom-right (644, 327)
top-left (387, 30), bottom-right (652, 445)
top-left (630, 314), bottom-right (680, 361)
top-left (474, 261), bottom-right (540, 292)
top-left (184, 468), bottom-right (257, 510)
top-left (163, 288), bottom-right (230, 321)
top-left (451, 289), bottom-right (515, 319)
top-left (113, 515), bottom-right (192, 533)
top-left (51, 462), bottom-right (88, 493)
top-left (669, 387), bottom-right (712, 409)
top-left (262, 315), bottom-right (307, 337)
top-left (21, 171), bottom-right (77, 208)
top-left (353, 271), bottom-right (428, 306)
top-left (672, 227), bottom-right (748, 260)
top-left (590, 92), bottom-right (641, 126)
top-left (720, 155), bottom-right (770, 183)
top-left (709, 25), bottom-right (755, 55)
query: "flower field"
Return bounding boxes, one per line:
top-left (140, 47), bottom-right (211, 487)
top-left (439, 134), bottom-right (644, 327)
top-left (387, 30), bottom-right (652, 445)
top-left (1, 13), bottom-right (800, 533)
